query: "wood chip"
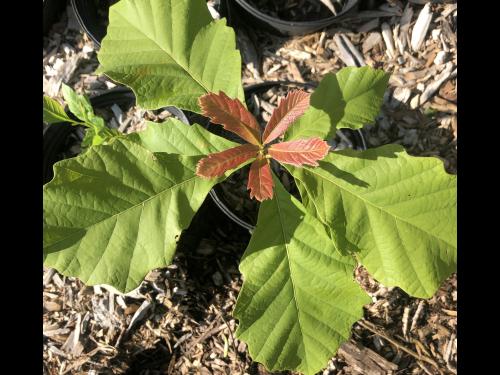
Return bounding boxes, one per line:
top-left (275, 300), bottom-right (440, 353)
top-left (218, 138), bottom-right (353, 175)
top-left (411, 3), bottom-right (433, 52)
top-left (340, 34), bottom-right (366, 66)
top-left (61, 314), bottom-right (83, 356)
top-left (410, 300), bottom-right (425, 332)
top-left (420, 62), bottom-right (455, 105)
top-left (338, 341), bottom-right (398, 374)
top-left (286, 49), bottom-right (312, 61)
top-left (363, 32), bottom-right (382, 54)
top-left (46, 52), bottom-right (84, 97)
top-left (397, 3), bottom-right (414, 54)
top-left (402, 306), bottom-right (411, 338)
top-left (333, 34), bottom-right (366, 67)
top-left (44, 301), bottom-right (62, 312)
top-left (381, 23), bottom-right (396, 59)
top-left (44, 268), bottom-right (56, 286)
top-left (288, 62), bottom-right (304, 82)
top-left (434, 51), bottom-right (449, 65)
top-left (391, 87), bottom-right (412, 106)
top-left (125, 300), bottom-right (153, 334)
top-left (442, 309), bottom-right (457, 317)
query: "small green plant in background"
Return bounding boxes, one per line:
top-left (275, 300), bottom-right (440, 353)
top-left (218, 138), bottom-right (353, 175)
top-left (43, 84), bottom-right (119, 151)
top-left (42, 1), bottom-right (457, 374)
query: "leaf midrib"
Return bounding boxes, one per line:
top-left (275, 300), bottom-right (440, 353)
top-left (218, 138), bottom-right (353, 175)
top-left (273, 192), bottom-right (309, 370)
top-left (302, 166), bottom-right (456, 249)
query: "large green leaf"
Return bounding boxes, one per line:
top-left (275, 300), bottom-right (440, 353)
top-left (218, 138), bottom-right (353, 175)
top-left (288, 145), bottom-right (457, 298)
top-left (97, 0), bottom-right (244, 113)
top-left (234, 176), bottom-right (370, 375)
top-left (285, 67), bottom-right (389, 141)
top-left (43, 138), bottom-right (223, 292)
top-left (127, 119), bottom-right (237, 155)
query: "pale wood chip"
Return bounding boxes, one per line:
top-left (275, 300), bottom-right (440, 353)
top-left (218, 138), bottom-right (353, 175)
top-left (381, 23), bottom-right (396, 59)
top-left (397, 3), bottom-right (414, 54)
top-left (125, 300), bottom-right (153, 334)
top-left (362, 32), bottom-right (382, 54)
top-left (410, 300), bottom-right (425, 332)
top-left (44, 300), bottom-right (62, 312)
top-left (44, 268), bottom-right (56, 286)
top-left (288, 62), bottom-right (305, 82)
top-left (333, 34), bottom-right (366, 67)
top-left (411, 3), bottom-right (433, 52)
top-left (420, 62), bottom-right (455, 105)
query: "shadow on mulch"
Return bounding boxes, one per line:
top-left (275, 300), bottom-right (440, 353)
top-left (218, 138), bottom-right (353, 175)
top-left (123, 338), bottom-right (172, 375)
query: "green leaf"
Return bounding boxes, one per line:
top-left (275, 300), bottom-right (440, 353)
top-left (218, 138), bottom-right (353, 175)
top-left (81, 128), bottom-right (97, 152)
top-left (43, 138), bottom-right (222, 292)
top-left (61, 84), bottom-right (106, 128)
top-left (285, 67), bottom-right (389, 141)
top-left (234, 176), bottom-right (370, 375)
top-left (43, 96), bottom-right (74, 124)
top-left (97, 0), bottom-right (244, 113)
top-left (61, 83), bottom-right (118, 146)
top-left (288, 145), bottom-right (457, 298)
top-left (127, 119), bottom-right (237, 155)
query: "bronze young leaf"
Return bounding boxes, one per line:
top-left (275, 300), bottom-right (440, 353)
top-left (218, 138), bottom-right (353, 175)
top-left (196, 90), bottom-right (329, 201)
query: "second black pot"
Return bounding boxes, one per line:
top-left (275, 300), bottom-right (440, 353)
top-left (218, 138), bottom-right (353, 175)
top-left (227, 0), bottom-right (359, 37)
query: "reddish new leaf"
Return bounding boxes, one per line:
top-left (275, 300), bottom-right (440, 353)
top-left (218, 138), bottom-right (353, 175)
top-left (268, 138), bottom-right (330, 167)
top-left (196, 144), bottom-right (259, 178)
top-left (262, 90), bottom-right (311, 144)
top-left (247, 155), bottom-right (274, 202)
top-left (199, 92), bottom-right (262, 145)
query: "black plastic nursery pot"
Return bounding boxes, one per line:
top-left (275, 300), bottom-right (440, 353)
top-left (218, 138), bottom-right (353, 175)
top-left (227, 0), bottom-right (359, 36)
top-left (70, 0), bottom-right (109, 48)
top-left (43, 0), bottom-right (68, 35)
top-left (206, 81), bottom-right (367, 232)
top-left (71, 0), bottom-right (230, 49)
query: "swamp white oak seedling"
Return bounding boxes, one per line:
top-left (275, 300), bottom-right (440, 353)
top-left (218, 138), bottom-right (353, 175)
top-left (43, 1), bottom-right (457, 374)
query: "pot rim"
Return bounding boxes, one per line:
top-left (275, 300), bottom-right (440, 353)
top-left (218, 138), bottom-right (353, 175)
top-left (233, 0), bottom-right (359, 27)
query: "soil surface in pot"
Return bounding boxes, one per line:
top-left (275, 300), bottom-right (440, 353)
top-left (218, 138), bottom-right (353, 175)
top-left (246, 0), bottom-right (344, 22)
top-left (215, 84), bottom-right (361, 227)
